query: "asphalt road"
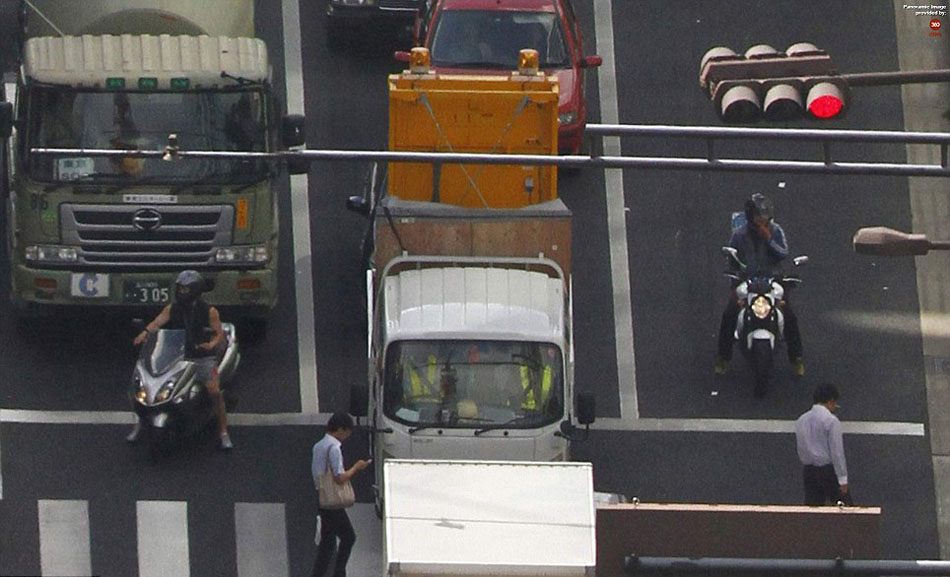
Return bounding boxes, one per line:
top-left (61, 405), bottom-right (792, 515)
top-left (0, 0), bottom-right (945, 574)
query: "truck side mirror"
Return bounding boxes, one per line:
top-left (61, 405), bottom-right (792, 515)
top-left (347, 195), bottom-right (370, 216)
top-left (350, 384), bottom-right (369, 418)
top-left (281, 114), bottom-right (306, 148)
top-left (0, 102), bottom-right (12, 139)
top-left (576, 392), bottom-right (595, 425)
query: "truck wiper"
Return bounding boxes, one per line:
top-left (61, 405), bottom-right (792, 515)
top-left (408, 423), bottom-right (438, 434)
top-left (220, 71), bottom-right (262, 86)
top-left (474, 416), bottom-right (532, 436)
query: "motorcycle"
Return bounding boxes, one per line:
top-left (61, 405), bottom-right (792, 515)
top-left (722, 246), bottom-right (808, 397)
top-left (129, 324), bottom-right (240, 457)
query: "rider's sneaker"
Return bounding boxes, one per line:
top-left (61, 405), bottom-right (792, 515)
top-left (791, 357), bottom-right (805, 377)
top-left (220, 433), bottom-right (234, 451)
top-left (126, 420), bottom-right (142, 443)
top-left (713, 356), bottom-right (729, 376)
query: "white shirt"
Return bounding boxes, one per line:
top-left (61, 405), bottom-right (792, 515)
top-left (795, 404), bottom-right (848, 485)
top-left (311, 434), bottom-right (344, 489)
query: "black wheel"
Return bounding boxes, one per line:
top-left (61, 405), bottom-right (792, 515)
top-left (751, 339), bottom-right (773, 398)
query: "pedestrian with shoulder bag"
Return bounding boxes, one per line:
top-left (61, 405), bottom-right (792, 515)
top-left (311, 412), bottom-right (372, 577)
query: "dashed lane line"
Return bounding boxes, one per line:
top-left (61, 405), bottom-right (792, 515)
top-left (281, 0), bottom-right (319, 415)
top-left (593, 0), bottom-right (638, 419)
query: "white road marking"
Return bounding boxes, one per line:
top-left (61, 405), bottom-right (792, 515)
top-left (593, 0), bottom-right (638, 418)
top-left (38, 499), bottom-right (91, 577)
top-left (235, 503), bottom-right (289, 577)
top-left (282, 0), bottom-right (319, 414)
top-left (138, 500), bottom-right (190, 577)
top-left (593, 417), bottom-right (924, 436)
top-left (0, 409), bottom-right (922, 435)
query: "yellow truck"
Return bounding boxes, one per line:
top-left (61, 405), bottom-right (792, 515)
top-left (348, 49), bottom-right (595, 517)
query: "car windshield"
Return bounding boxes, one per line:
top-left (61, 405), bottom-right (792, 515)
top-left (383, 339), bottom-right (564, 429)
top-left (27, 86), bottom-right (268, 183)
top-left (430, 10), bottom-right (569, 69)
top-left (141, 329), bottom-right (186, 376)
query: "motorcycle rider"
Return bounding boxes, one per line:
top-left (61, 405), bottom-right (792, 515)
top-left (714, 193), bottom-right (804, 377)
top-left (128, 270), bottom-right (233, 450)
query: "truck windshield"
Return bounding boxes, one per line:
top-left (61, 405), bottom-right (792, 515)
top-left (383, 340), bottom-right (564, 429)
top-left (27, 87), bottom-right (268, 183)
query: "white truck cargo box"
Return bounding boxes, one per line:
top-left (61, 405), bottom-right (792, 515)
top-left (384, 459), bottom-right (596, 577)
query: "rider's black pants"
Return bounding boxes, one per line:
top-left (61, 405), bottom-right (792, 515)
top-left (718, 295), bottom-right (803, 361)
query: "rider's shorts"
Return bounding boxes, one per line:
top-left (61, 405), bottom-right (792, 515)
top-left (192, 357), bottom-right (218, 385)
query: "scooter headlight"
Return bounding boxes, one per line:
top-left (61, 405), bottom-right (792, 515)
top-left (751, 295), bottom-right (772, 319)
top-left (155, 381), bottom-right (175, 403)
top-left (135, 387), bottom-right (148, 403)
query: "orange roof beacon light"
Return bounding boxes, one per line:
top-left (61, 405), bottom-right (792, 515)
top-left (410, 47), bottom-right (431, 74)
top-left (518, 49), bottom-right (540, 76)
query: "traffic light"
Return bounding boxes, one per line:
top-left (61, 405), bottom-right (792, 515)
top-left (699, 43), bottom-right (849, 123)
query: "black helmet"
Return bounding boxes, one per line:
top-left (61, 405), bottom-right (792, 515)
top-left (174, 270), bottom-right (204, 304)
top-left (745, 193), bottom-right (774, 223)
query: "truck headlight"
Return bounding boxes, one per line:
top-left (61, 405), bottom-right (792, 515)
top-left (215, 246), bottom-right (268, 264)
top-left (751, 295), bottom-right (772, 319)
top-left (558, 111), bottom-right (576, 126)
top-left (25, 245), bottom-right (78, 263)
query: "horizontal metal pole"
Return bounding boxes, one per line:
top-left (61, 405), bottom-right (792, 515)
top-left (30, 147), bottom-right (950, 177)
top-left (586, 124), bottom-right (950, 145)
top-left (842, 69), bottom-right (950, 87)
top-left (625, 556), bottom-right (950, 576)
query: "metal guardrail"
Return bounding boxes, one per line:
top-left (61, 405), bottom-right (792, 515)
top-left (29, 123), bottom-right (950, 177)
top-left (624, 556), bottom-right (950, 576)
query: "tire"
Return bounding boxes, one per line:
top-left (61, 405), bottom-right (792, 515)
top-left (751, 339), bottom-right (773, 398)
top-left (374, 494), bottom-right (383, 520)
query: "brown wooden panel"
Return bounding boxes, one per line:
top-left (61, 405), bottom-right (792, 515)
top-left (596, 504), bottom-right (881, 577)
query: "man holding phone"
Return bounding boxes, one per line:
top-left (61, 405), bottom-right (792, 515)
top-left (311, 412), bottom-right (372, 577)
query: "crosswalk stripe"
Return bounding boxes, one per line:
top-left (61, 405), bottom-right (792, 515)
top-left (235, 502), bottom-right (289, 577)
top-left (38, 499), bottom-right (91, 577)
top-left (137, 500), bottom-right (190, 577)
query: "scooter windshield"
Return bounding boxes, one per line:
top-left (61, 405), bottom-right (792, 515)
top-left (142, 330), bottom-right (187, 377)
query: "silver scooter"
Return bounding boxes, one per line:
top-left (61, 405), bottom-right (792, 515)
top-left (129, 324), bottom-right (240, 457)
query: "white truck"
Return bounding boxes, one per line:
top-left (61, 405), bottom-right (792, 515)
top-left (348, 55), bottom-right (596, 517)
top-left (0, 0), bottom-right (305, 335)
top-left (383, 459), bottom-right (597, 577)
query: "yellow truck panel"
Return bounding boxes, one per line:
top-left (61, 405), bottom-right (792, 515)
top-left (388, 71), bottom-right (559, 208)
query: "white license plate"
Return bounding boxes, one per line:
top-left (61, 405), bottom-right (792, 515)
top-left (70, 273), bottom-right (109, 298)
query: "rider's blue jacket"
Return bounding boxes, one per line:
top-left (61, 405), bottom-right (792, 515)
top-left (729, 221), bottom-right (789, 278)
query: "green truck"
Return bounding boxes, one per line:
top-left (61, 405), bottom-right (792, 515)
top-left (0, 0), bottom-right (305, 334)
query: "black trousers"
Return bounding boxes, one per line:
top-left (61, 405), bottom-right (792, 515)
top-left (717, 294), bottom-right (802, 361)
top-left (803, 464), bottom-right (852, 505)
top-left (312, 507), bottom-right (356, 577)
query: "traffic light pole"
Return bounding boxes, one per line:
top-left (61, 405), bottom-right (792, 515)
top-left (842, 68), bottom-right (950, 87)
top-left (30, 121), bottom-right (950, 178)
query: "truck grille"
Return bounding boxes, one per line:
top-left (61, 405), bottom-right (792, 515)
top-left (61, 204), bottom-right (233, 269)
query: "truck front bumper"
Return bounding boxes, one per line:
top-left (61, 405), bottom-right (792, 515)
top-left (12, 265), bottom-right (277, 310)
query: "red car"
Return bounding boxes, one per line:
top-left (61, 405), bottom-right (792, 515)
top-left (399, 0), bottom-right (602, 154)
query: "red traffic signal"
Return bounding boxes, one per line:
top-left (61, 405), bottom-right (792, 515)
top-left (699, 43), bottom-right (849, 123)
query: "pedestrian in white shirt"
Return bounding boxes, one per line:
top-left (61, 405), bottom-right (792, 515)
top-left (795, 383), bottom-right (852, 505)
